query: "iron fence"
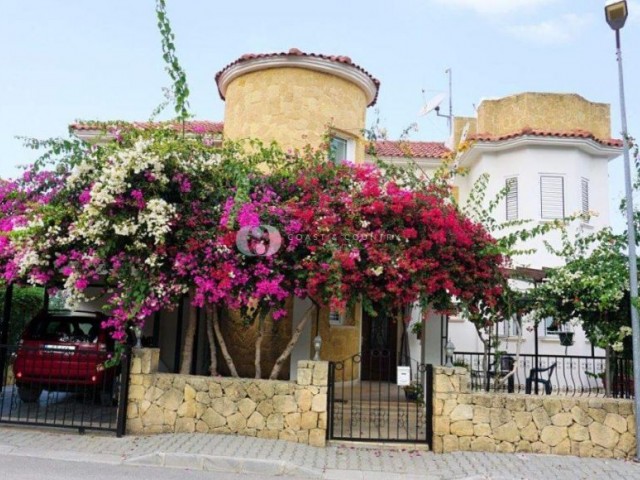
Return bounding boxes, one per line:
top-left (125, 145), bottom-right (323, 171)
top-left (0, 344), bottom-right (130, 435)
top-left (454, 351), bottom-right (633, 398)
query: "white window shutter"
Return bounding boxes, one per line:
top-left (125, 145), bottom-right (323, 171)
top-left (540, 176), bottom-right (564, 219)
top-left (505, 177), bottom-right (518, 221)
top-left (581, 178), bottom-right (589, 216)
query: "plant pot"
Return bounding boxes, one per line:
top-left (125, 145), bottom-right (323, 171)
top-left (404, 389), bottom-right (419, 401)
top-left (558, 331), bottom-right (574, 347)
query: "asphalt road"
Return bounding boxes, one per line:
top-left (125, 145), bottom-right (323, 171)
top-left (0, 454), bottom-right (308, 480)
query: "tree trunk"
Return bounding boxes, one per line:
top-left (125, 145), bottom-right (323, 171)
top-left (209, 306), bottom-right (239, 377)
top-left (269, 305), bottom-right (315, 380)
top-left (254, 312), bottom-right (267, 379)
top-left (179, 303), bottom-right (198, 375)
top-left (204, 308), bottom-right (218, 376)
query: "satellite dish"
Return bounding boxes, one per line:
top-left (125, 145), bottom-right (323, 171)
top-left (459, 122), bottom-right (470, 146)
top-left (419, 93), bottom-right (446, 117)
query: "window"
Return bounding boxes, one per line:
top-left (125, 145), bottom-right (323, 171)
top-left (540, 175), bottom-right (565, 219)
top-left (544, 317), bottom-right (566, 336)
top-left (328, 303), bottom-right (357, 327)
top-left (330, 135), bottom-right (354, 164)
top-left (498, 317), bottom-right (519, 337)
top-left (581, 178), bottom-right (589, 217)
top-left (505, 177), bottom-right (518, 221)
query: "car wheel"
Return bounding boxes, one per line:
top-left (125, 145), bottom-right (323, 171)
top-left (17, 385), bottom-right (42, 403)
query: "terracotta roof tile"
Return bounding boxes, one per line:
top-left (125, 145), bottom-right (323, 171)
top-left (471, 128), bottom-right (622, 148)
top-left (369, 140), bottom-right (450, 159)
top-left (215, 48), bottom-right (381, 106)
top-left (70, 120), bottom-right (224, 134)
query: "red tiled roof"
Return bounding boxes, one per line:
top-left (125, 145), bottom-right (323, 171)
top-left (215, 48), bottom-right (381, 106)
top-left (70, 120), bottom-right (224, 135)
top-left (369, 140), bottom-right (450, 159)
top-left (471, 128), bottom-right (622, 148)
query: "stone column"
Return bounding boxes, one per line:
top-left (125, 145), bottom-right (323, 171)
top-left (432, 366), bottom-right (470, 453)
top-left (296, 360), bottom-right (328, 447)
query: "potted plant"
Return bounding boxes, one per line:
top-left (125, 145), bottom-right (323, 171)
top-left (453, 359), bottom-right (470, 371)
top-left (410, 322), bottom-right (423, 340)
top-left (403, 380), bottom-right (424, 404)
top-left (558, 331), bottom-right (574, 347)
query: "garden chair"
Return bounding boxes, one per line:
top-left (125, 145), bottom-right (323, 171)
top-left (525, 362), bottom-right (557, 395)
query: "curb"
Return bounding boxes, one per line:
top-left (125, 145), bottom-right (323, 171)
top-left (0, 445), bottom-right (122, 465)
top-left (124, 452), bottom-right (323, 477)
top-left (0, 443), bottom-right (323, 478)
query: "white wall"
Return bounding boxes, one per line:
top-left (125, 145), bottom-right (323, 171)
top-left (371, 139), bottom-right (615, 360)
top-left (452, 141), bottom-right (612, 358)
top-left (290, 297), bottom-right (313, 381)
top-left (458, 143), bottom-right (610, 269)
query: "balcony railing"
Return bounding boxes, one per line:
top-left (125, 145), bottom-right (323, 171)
top-left (454, 351), bottom-right (633, 398)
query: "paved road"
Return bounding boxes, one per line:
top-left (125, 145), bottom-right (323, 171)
top-left (0, 426), bottom-right (639, 479)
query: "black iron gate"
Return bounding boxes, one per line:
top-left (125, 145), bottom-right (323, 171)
top-left (0, 344), bottom-right (131, 436)
top-left (328, 351), bottom-right (433, 446)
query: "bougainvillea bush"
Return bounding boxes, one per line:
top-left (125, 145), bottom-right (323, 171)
top-left (0, 125), bottom-right (507, 375)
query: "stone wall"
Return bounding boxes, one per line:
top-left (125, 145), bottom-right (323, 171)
top-left (433, 367), bottom-right (636, 459)
top-left (127, 348), bottom-right (328, 447)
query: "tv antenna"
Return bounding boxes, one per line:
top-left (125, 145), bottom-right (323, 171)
top-left (418, 68), bottom-right (453, 135)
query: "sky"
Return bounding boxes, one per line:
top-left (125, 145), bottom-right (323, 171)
top-left (1, 0), bottom-right (639, 230)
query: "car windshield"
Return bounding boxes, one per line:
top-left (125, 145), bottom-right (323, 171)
top-left (30, 316), bottom-right (100, 343)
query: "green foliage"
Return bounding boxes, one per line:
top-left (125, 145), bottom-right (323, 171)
top-left (0, 287), bottom-right (45, 344)
top-left (155, 0), bottom-right (190, 122)
top-left (410, 322), bottom-right (423, 336)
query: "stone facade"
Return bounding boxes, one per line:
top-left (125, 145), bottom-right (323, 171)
top-left (476, 92), bottom-right (611, 140)
top-left (127, 348), bottom-right (328, 447)
top-left (432, 366), bottom-right (636, 459)
top-left (218, 301), bottom-right (292, 379)
top-left (223, 67), bottom-right (368, 163)
top-left (316, 305), bottom-right (361, 381)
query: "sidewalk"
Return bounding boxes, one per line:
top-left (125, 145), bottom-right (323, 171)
top-left (0, 426), bottom-right (638, 479)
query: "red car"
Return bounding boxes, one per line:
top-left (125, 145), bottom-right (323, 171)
top-left (13, 310), bottom-right (115, 403)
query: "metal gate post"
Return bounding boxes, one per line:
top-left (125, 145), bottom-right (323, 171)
top-left (116, 346), bottom-right (132, 437)
top-left (425, 364), bottom-right (434, 448)
top-left (326, 362), bottom-right (334, 441)
top-left (0, 284), bottom-right (13, 390)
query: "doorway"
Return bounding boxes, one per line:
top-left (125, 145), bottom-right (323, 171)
top-left (360, 308), bottom-right (398, 382)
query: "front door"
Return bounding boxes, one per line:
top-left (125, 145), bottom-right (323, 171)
top-left (361, 308), bottom-right (398, 382)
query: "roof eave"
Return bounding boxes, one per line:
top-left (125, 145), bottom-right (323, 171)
top-left (458, 135), bottom-right (622, 167)
top-left (216, 55), bottom-right (380, 107)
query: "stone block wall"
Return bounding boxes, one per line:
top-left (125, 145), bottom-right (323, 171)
top-left (127, 348), bottom-right (328, 447)
top-left (433, 366), bottom-right (636, 458)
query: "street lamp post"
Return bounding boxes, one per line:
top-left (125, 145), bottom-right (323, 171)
top-left (604, 0), bottom-right (640, 461)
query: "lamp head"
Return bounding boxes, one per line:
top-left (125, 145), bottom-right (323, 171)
top-left (445, 340), bottom-right (455, 368)
top-left (313, 335), bottom-right (322, 361)
top-left (605, 0), bottom-right (628, 30)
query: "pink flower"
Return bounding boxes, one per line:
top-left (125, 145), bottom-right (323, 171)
top-left (79, 189), bottom-right (92, 205)
top-left (130, 189), bottom-right (146, 209)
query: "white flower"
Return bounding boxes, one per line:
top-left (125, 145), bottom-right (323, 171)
top-left (612, 341), bottom-right (624, 353)
top-left (371, 266), bottom-right (384, 276)
top-left (138, 198), bottom-right (176, 244)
